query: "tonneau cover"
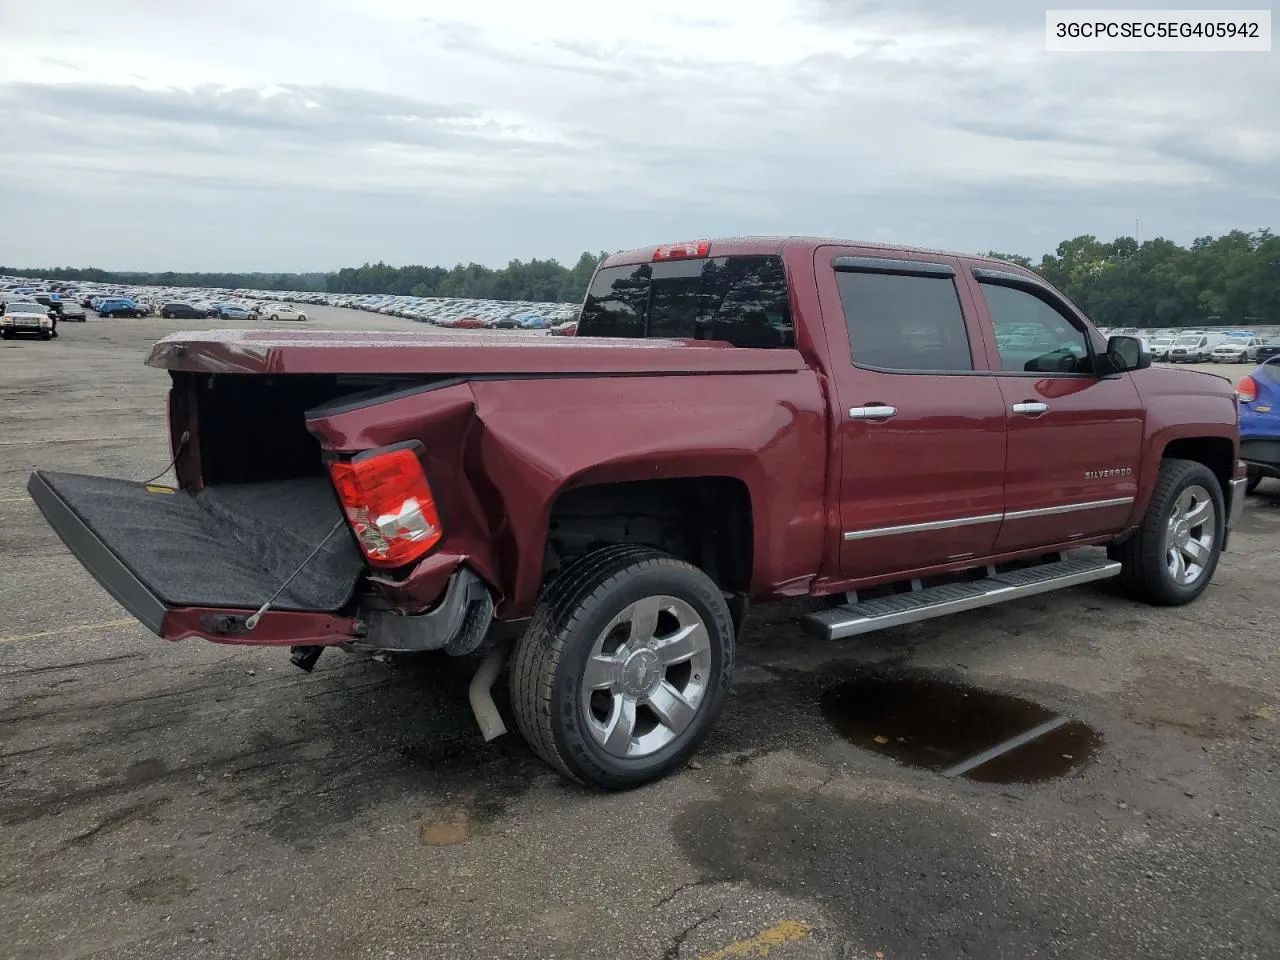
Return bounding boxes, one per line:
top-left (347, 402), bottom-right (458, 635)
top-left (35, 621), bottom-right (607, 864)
top-left (144, 329), bottom-right (808, 376)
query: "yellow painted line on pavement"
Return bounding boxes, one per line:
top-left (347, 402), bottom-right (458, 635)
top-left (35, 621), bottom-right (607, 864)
top-left (0, 619), bottom-right (136, 645)
top-left (0, 497), bottom-right (30, 503)
top-left (699, 920), bottom-right (812, 960)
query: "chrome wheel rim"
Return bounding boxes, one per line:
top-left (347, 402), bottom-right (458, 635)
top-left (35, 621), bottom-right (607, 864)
top-left (580, 595), bottom-right (713, 759)
top-left (1165, 484), bottom-right (1216, 586)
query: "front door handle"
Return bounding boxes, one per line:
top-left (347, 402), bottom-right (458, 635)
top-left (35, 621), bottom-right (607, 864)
top-left (849, 405), bottom-right (898, 421)
top-left (1012, 401), bottom-right (1048, 416)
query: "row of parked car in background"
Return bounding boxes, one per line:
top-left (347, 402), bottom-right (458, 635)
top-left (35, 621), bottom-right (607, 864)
top-left (1098, 326), bottom-right (1280, 363)
top-left (5, 274), bottom-right (1272, 348)
top-left (1, 275), bottom-right (579, 332)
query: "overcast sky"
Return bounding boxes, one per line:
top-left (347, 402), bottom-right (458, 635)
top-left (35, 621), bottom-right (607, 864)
top-left (0, 0), bottom-right (1275, 271)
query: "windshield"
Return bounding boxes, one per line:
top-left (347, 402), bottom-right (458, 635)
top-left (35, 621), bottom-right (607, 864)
top-left (578, 255), bottom-right (794, 348)
top-left (1219, 338), bottom-right (1250, 345)
top-left (1175, 336), bottom-right (1201, 345)
top-left (4, 302), bottom-right (46, 313)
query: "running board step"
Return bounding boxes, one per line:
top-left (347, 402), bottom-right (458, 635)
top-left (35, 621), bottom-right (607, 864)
top-left (805, 553), bottom-right (1122, 641)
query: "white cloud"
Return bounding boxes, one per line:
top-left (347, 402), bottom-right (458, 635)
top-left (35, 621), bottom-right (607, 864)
top-left (0, 0), bottom-right (1274, 269)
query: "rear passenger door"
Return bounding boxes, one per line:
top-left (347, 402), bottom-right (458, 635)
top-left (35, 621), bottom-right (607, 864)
top-left (961, 266), bottom-right (1144, 551)
top-left (814, 249), bottom-right (1008, 580)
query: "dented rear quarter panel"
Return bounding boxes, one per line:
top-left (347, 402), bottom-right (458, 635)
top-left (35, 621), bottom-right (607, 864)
top-left (306, 370), bottom-right (830, 619)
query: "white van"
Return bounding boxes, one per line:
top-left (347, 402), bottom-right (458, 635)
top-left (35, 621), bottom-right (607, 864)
top-left (1167, 332), bottom-right (1227, 363)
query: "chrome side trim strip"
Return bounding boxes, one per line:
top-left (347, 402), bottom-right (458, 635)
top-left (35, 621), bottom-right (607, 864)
top-left (842, 513), bottom-right (1003, 541)
top-left (842, 497), bottom-right (1135, 541)
top-left (1002, 496), bottom-right (1134, 521)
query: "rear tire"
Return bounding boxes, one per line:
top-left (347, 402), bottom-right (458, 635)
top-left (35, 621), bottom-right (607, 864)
top-left (511, 545), bottom-right (735, 791)
top-left (1110, 458), bottom-right (1224, 606)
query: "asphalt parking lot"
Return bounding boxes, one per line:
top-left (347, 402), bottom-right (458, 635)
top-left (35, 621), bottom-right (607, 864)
top-left (2, 313), bottom-right (1278, 960)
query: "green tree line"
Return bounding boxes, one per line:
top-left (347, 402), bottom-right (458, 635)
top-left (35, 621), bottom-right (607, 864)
top-left (986, 229), bottom-right (1279, 328)
top-left (325, 251), bottom-right (609, 302)
top-left (5, 230), bottom-right (1276, 325)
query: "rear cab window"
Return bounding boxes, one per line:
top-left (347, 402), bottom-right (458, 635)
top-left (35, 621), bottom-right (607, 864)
top-left (577, 255), bottom-right (795, 348)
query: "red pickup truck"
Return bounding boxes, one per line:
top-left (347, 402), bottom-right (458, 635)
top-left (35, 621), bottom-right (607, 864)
top-left (29, 237), bottom-right (1245, 790)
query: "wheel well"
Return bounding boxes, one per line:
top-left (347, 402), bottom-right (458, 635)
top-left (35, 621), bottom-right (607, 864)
top-left (544, 477), bottom-right (753, 593)
top-left (1162, 437), bottom-right (1234, 493)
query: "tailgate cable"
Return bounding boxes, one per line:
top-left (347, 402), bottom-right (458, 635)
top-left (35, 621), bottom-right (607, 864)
top-left (142, 430), bottom-right (190, 486)
top-left (245, 517), bottom-right (347, 630)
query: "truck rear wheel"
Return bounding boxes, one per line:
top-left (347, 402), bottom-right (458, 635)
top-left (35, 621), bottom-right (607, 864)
top-left (1110, 458), bottom-right (1224, 605)
top-left (511, 545), bottom-right (735, 790)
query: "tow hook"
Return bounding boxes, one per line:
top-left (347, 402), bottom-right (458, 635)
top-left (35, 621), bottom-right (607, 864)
top-left (290, 645), bottom-right (324, 672)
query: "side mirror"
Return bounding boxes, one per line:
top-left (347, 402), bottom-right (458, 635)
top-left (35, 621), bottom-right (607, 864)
top-left (1102, 334), bottom-right (1150, 374)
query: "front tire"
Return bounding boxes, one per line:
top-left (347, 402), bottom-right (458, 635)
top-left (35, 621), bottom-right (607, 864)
top-left (1110, 458), bottom-right (1224, 605)
top-left (1246, 467), bottom-right (1264, 493)
top-left (511, 546), bottom-right (735, 790)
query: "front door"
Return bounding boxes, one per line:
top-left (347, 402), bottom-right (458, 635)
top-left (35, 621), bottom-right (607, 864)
top-left (960, 267), bottom-right (1145, 551)
top-left (815, 248), bottom-right (1008, 581)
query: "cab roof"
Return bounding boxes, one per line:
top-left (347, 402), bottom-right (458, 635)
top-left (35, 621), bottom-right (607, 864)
top-left (600, 236), bottom-right (1033, 273)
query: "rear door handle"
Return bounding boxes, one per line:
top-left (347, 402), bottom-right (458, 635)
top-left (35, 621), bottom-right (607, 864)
top-left (849, 405), bottom-right (898, 421)
top-left (1012, 401), bottom-right (1048, 416)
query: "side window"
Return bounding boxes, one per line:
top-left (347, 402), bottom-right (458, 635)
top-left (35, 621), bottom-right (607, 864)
top-left (834, 269), bottom-right (973, 371)
top-left (979, 282), bottom-right (1091, 374)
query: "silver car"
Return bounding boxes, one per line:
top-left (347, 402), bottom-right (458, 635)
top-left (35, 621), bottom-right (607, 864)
top-left (1210, 337), bottom-right (1260, 364)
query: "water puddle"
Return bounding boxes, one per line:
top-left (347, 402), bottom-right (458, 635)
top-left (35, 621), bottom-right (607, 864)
top-left (820, 675), bottom-right (1099, 783)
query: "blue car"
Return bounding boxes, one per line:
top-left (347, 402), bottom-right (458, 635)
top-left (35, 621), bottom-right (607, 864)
top-left (96, 298), bottom-right (144, 318)
top-left (1236, 359), bottom-right (1280, 491)
top-left (215, 304), bottom-right (252, 320)
top-left (514, 312), bottom-right (551, 329)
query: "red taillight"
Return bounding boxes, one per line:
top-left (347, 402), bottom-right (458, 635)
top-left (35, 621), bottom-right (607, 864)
top-left (328, 447), bottom-right (442, 568)
top-left (1235, 375), bottom-right (1257, 403)
top-left (652, 240), bottom-right (710, 261)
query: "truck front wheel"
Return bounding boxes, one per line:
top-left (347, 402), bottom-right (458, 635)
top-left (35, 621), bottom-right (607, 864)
top-left (511, 546), bottom-right (735, 790)
top-left (1110, 458), bottom-right (1224, 605)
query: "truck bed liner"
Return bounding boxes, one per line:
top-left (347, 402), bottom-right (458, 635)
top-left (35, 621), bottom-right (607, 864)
top-left (29, 471), bottom-right (365, 632)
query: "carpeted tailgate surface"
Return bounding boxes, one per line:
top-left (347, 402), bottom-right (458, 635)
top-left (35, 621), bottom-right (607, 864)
top-left (37, 471), bottom-right (365, 611)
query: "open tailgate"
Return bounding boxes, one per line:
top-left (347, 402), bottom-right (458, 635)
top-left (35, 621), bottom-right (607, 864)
top-left (28, 471), bottom-right (365, 638)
